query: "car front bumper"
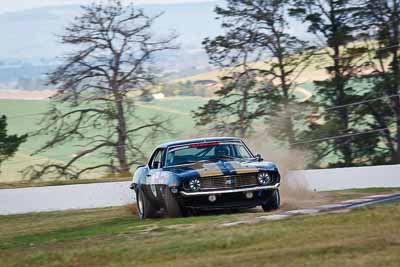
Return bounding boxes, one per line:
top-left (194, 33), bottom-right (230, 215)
top-left (178, 185), bottom-right (280, 210)
top-left (179, 183), bottom-right (280, 196)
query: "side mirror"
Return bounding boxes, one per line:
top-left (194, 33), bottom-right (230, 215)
top-left (255, 154), bottom-right (264, 162)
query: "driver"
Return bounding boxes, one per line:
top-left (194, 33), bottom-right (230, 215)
top-left (215, 145), bottom-right (230, 158)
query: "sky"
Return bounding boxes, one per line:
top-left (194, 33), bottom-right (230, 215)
top-left (0, 0), bottom-right (215, 13)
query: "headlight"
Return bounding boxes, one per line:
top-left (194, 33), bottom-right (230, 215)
top-left (189, 178), bottom-right (201, 192)
top-left (257, 172), bottom-right (271, 185)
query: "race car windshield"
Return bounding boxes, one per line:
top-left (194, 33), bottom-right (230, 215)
top-left (166, 142), bottom-right (253, 166)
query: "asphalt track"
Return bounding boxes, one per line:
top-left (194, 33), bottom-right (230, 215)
top-left (222, 192), bottom-right (400, 227)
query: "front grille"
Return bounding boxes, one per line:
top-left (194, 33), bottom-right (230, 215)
top-left (200, 174), bottom-right (258, 190)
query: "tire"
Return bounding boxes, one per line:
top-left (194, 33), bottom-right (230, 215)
top-left (262, 189), bottom-right (280, 212)
top-left (162, 187), bottom-right (183, 218)
top-left (136, 187), bottom-right (158, 220)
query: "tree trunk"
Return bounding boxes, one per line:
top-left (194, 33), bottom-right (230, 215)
top-left (112, 50), bottom-right (129, 173)
top-left (328, 1), bottom-right (351, 165)
top-left (278, 49), bottom-right (295, 146)
top-left (115, 95), bottom-right (129, 173)
top-left (333, 40), bottom-right (352, 165)
top-left (239, 88), bottom-right (249, 138)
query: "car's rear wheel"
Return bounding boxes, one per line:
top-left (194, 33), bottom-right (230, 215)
top-left (136, 188), bottom-right (157, 220)
top-left (262, 189), bottom-right (280, 212)
top-left (163, 188), bottom-right (183, 218)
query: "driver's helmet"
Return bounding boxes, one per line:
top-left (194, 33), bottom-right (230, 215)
top-left (215, 145), bottom-right (229, 158)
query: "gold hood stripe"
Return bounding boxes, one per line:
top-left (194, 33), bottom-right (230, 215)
top-left (187, 162), bottom-right (224, 177)
top-left (234, 169), bottom-right (259, 174)
top-left (187, 161), bottom-right (258, 177)
top-left (198, 169), bottom-right (224, 177)
top-left (229, 161), bottom-right (259, 174)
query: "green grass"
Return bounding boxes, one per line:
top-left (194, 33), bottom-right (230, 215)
top-left (0, 188), bottom-right (399, 267)
top-left (0, 97), bottom-right (208, 182)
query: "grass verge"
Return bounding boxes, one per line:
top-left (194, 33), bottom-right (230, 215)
top-left (0, 188), bottom-right (399, 267)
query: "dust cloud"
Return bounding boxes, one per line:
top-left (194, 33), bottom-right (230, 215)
top-left (244, 132), bottom-right (325, 210)
top-left (183, 129), bottom-right (326, 210)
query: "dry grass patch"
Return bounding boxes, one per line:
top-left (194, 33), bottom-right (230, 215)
top-left (0, 189), bottom-right (400, 267)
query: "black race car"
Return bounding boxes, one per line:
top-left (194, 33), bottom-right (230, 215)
top-left (130, 137), bottom-right (281, 219)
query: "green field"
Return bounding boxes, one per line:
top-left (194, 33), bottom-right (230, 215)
top-left (0, 97), bottom-right (208, 182)
top-left (0, 188), bottom-right (399, 267)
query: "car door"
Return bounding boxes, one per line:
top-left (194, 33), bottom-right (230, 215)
top-left (146, 148), bottom-right (164, 202)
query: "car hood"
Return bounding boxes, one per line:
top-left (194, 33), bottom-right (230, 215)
top-left (164, 160), bottom-right (277, 179)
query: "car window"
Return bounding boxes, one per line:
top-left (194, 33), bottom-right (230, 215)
top-left (166, 142), bottom-right (253, 166)
top-left (149, 149), bottom-right (163, 169)
top-left (235, 145), bottom-right (253, 159)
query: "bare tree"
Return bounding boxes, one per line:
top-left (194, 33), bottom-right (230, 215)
top-left (25, 0), bottom-right (178, 179)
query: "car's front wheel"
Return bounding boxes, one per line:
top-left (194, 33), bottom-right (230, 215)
top-left (136, 188), bottom-right (157, 220)
top-left (262, 189), bottom-right (280, 212)
top-left (162, 188), bottom-right (183, 218)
